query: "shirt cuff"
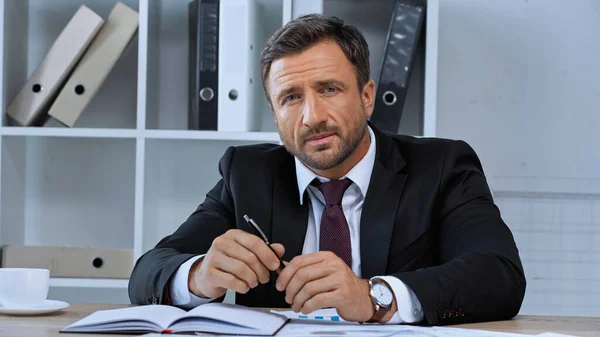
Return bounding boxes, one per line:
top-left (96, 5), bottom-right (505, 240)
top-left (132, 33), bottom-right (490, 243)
top-left (373, 276), bottom-right (424, 324)
top-left (170, 254), bottom-right (215, 309)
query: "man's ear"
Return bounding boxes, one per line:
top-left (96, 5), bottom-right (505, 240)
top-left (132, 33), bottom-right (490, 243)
top-left (361, 79), bottom-right (376, 118)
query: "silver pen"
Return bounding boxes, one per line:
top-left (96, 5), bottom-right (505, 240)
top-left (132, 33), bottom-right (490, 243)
top-left (243, 214), bottom-right (285, 272)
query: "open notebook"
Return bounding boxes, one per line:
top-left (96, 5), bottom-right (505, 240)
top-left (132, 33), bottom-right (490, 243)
top-left (60, 302), bottom-right (289, 335)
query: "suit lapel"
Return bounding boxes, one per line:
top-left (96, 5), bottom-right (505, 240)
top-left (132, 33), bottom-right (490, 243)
top-left (271, 155), bottom-right (309, 263)
top-left (360, 126), bottom-right (407, 278)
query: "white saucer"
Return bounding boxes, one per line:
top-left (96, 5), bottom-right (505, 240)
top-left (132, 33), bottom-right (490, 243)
top-left (0, 300), bottom-right (69, 316)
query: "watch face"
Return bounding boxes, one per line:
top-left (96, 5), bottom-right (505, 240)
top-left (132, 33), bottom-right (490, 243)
top-left (372, 282), bottom-right (394, 306)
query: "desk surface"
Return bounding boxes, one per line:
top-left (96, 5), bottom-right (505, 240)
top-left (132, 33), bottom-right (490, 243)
top-left (0, 303), bottom-right (598, 337)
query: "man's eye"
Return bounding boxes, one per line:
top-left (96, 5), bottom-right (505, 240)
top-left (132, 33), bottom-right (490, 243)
top-left (324, 87), bottom-right (336, 93)
top-left (285, 94), bottom-right (298, 102)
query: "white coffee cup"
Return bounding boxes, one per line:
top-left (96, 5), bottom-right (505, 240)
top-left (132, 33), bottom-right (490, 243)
top-left (0, 268), bottom-right (49, 308)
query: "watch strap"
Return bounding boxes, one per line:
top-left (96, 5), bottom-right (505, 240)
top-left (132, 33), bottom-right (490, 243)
top-left (367, 304), bottom-right (389, 323)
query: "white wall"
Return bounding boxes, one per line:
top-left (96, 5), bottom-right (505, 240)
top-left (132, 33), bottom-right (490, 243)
top-left (435, 0), bottom-right (600, 316)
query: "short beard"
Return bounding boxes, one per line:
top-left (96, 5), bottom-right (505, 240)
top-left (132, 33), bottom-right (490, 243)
top-left (280, 119), bottom-right (368, 171)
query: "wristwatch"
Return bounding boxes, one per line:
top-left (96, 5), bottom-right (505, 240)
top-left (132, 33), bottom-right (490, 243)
top-left (366, 277), bottom-right (394, 323)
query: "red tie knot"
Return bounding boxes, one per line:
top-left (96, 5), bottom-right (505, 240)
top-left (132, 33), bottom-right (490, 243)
top-left (312, 178), bottom-right (352, 206)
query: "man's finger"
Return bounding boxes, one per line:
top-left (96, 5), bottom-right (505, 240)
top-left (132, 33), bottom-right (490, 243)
top-left (276, 252), bottom-right (330, 291)
top-left (270, 243), bottom-right (285, 258)
top-left (291, 275), bottom-right (337, 312)
top-left (220, 240), bottom-right (271, 284)
top-left (205, 266), bottom-right (250, 294)
top-left (300, 291), bottom-right (337, 315)
top-left (213, 254), bottom-right (259, 289)
top-left (232, 230), bottom-right (282, 271)
top-left (284, 265), bottom-right (330, 304)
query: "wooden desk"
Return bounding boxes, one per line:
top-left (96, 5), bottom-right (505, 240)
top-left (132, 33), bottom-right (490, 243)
top-left (0, 303), bottom-right (598, 337)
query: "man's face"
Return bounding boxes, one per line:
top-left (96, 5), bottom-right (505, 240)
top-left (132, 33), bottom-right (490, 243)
top-left (267, 40), bottom-right (374, 171)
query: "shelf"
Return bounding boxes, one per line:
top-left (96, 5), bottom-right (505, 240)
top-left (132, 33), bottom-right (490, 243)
top-left (489, 176), bottom-right (600, 197)
top-left (0, 127), bottom-right (139, 139)
top-left (0, 127), bottom-right (281, 142)
top-left (49, 278), bottom-right (129, 289)
top-left (143, 129), bottom-right (281, 142)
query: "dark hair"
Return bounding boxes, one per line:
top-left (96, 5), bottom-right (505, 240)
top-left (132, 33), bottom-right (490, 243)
top-left (260, 14), bottom-right (370, 106)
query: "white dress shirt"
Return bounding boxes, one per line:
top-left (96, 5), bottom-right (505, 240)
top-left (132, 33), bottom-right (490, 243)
top-left (170, 126), bottom-right (424, 323)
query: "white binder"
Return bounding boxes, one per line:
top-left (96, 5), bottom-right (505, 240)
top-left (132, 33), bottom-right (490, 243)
top-left (218, 0), bottom-right (263, 132)
top-left (5, 5), bottom-right (104, 126)
top-left (48, 2), bottom-right (139, 128)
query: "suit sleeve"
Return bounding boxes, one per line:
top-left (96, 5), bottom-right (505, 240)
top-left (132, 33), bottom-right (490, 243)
top-left (392, 140), bottom-right (527, 326)
top-left (128, 146), bottom-right (238, 305)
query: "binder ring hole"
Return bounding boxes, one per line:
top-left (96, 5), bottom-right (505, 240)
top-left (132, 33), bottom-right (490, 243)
top-left (75, 85), bottom-right (85, 95)
top-left (229, 89), bottom-right (238, 100)
top-left (32, 84), bottom-right (42, 93)
top-left (199, 88), bottom-right (214, 101)
top-left (383, 91), bottom-right (397, 106)
top-left (92, 257), bottom-right (103, 268)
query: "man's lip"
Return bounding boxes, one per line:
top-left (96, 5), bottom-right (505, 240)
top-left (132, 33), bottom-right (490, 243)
top-left (307, 133), bottom-right (334, 141)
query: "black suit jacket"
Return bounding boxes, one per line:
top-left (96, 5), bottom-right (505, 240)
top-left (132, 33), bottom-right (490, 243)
top-left (128, 124), bottom-right (526, 326)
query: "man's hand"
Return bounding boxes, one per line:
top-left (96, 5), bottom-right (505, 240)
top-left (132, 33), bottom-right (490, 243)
top-left (275, 251), bottom-right (390, 322)
top-left (188, 229), bottom-right (285, 299)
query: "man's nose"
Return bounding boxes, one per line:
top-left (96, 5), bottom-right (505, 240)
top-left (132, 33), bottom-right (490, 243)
top-left (302, 94), bottom-right (327, 127)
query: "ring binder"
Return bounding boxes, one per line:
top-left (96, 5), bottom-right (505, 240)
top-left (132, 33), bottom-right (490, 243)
top-left (370, 0), bottom-right (426, 134)
top-left (47, 2), bottom-right (139, 128)
top-left (188, 0), bottom-right (220, 130)
top-left (5, 5), bottom-right (104, 126)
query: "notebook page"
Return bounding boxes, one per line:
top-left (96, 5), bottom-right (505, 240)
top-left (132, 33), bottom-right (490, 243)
top-left (171, 320), bottom-right (264, 335)
top-left (176, 303), bottom-right (287, 333)
top-left (64, 305), bottom-right (186, 331)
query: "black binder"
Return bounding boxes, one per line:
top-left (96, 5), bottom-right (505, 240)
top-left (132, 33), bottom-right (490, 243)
top-left (370, 0), bottom-right (426, 134)
top-left (188, 0), bottom-right (219, 130)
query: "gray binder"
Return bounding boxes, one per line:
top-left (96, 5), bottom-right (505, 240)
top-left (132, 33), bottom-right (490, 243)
top-left (6, 5), bottom-right (104, 126)
top-left (48, 2), bottom-right (139, 127)
top-left (1, 245), bottom-right (133, 279)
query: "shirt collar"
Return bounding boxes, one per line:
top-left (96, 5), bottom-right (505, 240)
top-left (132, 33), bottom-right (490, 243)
top-left (295, 125), bottom-right (376, 205)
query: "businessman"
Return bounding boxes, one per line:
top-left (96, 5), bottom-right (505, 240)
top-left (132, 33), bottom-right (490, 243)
top-left (129, 14), bottom-right (526, 325)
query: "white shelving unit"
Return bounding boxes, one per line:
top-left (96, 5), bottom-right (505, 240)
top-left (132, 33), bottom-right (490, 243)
top-left (49, 278), bottom-right (129, 289)
top-left (0, 0), bottom-right (438, 304)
